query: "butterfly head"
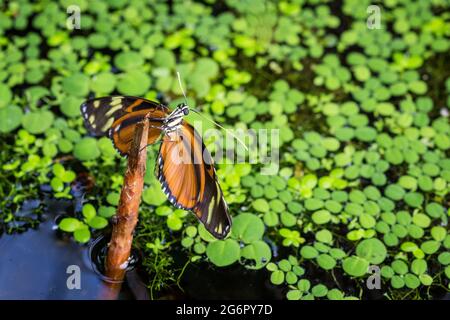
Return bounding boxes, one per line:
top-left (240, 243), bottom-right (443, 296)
top-left (177, 103), bottom-right (190, 116)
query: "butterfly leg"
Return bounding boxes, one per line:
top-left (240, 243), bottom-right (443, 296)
top-left (162, 127), bottom-right (182, 142)
top-left (148, 124), bottom-right (163, 130)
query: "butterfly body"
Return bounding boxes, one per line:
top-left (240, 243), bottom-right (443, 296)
top-left (80, 96), bottom-right (231, 239)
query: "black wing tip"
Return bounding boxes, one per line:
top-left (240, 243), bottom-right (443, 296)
top-left (79, 100), bottom-right (104, 137)
top-left (202, 208), bottom-right (233, 240)
top-left (82, 95), bottom-right (168, 109)
top-left (210, 224), bottom-right (232, 240)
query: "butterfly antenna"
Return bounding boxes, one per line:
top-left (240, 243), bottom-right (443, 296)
top-left (190, 108), bottom-right (249, 151)
top-left (177, 70), bottom-right (248, 151)
top-left (176, 71), bottom-right (189, 106)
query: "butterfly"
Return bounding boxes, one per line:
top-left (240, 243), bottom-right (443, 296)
top-left (80, 96), bottom-right (232, 239)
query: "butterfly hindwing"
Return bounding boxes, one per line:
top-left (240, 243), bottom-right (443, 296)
top-left (156, 122), bottom-right (232, 239)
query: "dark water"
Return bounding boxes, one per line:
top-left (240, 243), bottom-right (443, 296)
top-left (0, 211), bottom-right (282, 300)
top-left (0, 212), bottom-right (148, 300)
top-left (180, 263), bottom-right (283, 300)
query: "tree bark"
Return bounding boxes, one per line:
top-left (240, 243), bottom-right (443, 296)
top-left (102, 120), bottom-right (149, 298)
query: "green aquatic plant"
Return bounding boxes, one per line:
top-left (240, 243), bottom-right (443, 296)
top-left (0, 0), bottom-right (449, 300)
top-left (58, 203), bottom-right (108, 243)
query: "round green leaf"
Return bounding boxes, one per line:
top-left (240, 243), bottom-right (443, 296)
top-left (421, 240), bottom-right (440, 255)
top-left (286, 290), bottom-right (301, 300)
top-left (392, 260), bottom-right (408, 275)
top-left (312, 210), bottom-right (331, 224)
top-left (60, 96), bottom-right (84, 118)
top-left (206, 239), bottom-right (240, 267)
top-left (0, 105), bottom-right (23, 133)
top-left (252, 199), bottom-right (270, 212)
top-left (356, 238), bottom-right (387, 264)
top-left (74, 137), bottom-right (101, 161)
top-left (343, 256), bottom-right (369, 277)
top-left (91, 72), bottom-right (116, 93)
top-left (0, 84), bottom-right (12, 109)
top-left (117, 71), bottom-right (151, 96)
top-left (300, 245), bottom-right (319, 259)
top-left (316, 254), bottom-right (336, 270)
top-left (411, 259), bottom-right (427, 275)
top-left (412, 213), bottom-right (431, 228)
top-left (404, 273), bottom-right (420, 289)
top-left (62, 73), bottom-right (90, 97)
top-left (311, 284), bottom-right (328, 297)
top-left (114, 51), bottom-right (144, 70)
top-left (404, 192), bottom-right (424, 208)
top-left (315, 229), bottom-right (333, 244)
top-left (82, 203), bottom-right (96, 220)
top-left (88, 216), bottom-right (108, 229)
top-left (241, 240), bottom-right (271, 270)
top-left (270, 270), bottom-right (285, 285)
top-left (22, 110), bottom-right (54, 134)
top-left (59, 218), bottom-right (81, 232)
top-left (231, 213), bottom-right (265, 243)
top-left (74, 227), bottom-right (91, 243)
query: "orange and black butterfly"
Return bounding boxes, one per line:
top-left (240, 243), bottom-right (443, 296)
top-left (80, 96), bottom-right (232, 239)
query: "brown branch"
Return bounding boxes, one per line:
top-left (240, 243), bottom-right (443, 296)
top-left (102, 120), bottom-right (149, 298)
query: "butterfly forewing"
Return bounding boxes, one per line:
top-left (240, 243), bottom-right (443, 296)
top-left (81, 96), bottom-right (169, 155)
top-left (156, 122), bottom-right (232, 239)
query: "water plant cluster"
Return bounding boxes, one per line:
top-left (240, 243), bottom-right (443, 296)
top-left (0, 0), bottom-right (449, 299)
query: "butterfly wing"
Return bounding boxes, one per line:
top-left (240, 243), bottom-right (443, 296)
top-left (156, 122), bottom-right (232, 239)
top-left (80, 96), bottom-right (169, 156)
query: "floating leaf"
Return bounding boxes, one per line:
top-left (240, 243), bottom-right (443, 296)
top-left (0, 105), bottom-right (23, 133)
top-left (60, 96), bottom-right (84, 118)
top-left (114, 51), bottom-right (144, 70)
top-left (62, 73), bottom-right (90, 97)
top-left (0, 84), bottom-right (12, 109)
top-left (316, 254), bottom-right (336, 270)
top-left (74, 227), bottom-right (91, 243)
top-left (356, 238), bottom-right (387, 264)
top-left (88, 216), bottom-right (108, 229)
top-left (206, 239), bottom-right (241, 267)
top-left (342, 256), bottom-right (369, 277)
top-left (231, 213), bottom-right (265, 243)
top-left (74, 137), bottom-right (101, 161)
top-left (312, 210), bottom-right (331, 224)
top-left (91, 72), bottom-right (116, 94)
top-left (241, 240), bottom-right (271, 270)
top-left (82, 204), bottom-right (96, 221)
top-left (59, 218), bottom-right (81, 232)
top-left (22, 110), bottom-right (54, 134)
top-left (117, 71), bottom-right (151, 96)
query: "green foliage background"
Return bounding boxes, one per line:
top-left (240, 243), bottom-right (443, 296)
top-left (0, 0), bottom-right (449, 299)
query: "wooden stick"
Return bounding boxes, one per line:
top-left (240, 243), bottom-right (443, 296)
top-left (103, 119), bottom-right (149, 297)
